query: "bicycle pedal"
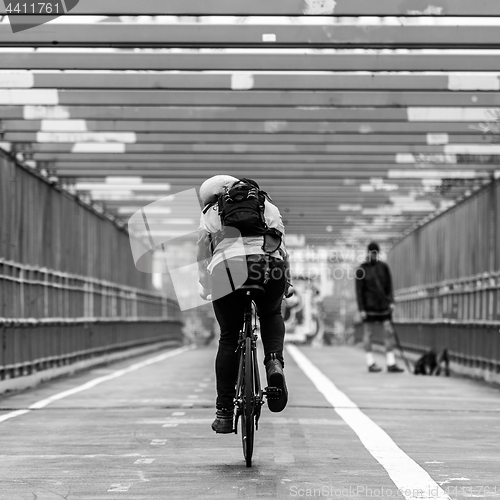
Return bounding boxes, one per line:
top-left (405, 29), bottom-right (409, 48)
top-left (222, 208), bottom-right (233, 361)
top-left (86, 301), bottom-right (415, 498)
top-left (264, 386), bottom-right (282, 400)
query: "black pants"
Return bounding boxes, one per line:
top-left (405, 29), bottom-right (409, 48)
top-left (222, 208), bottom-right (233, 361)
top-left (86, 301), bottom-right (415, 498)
top-left (211, 258), bottom-right (286, 408)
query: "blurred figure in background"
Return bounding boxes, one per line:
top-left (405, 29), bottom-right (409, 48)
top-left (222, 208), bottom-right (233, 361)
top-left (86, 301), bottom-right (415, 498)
top-left (355, 242), bottom-right (404, 373)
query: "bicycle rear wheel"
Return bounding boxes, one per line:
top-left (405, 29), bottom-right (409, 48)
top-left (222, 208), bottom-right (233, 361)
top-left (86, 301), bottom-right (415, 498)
top-left (241, 336), bottom-right (254, 467)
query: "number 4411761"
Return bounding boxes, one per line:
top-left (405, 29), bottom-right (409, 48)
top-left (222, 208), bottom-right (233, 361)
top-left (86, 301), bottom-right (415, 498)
top-left (5, 3), bottom-right (61, 14)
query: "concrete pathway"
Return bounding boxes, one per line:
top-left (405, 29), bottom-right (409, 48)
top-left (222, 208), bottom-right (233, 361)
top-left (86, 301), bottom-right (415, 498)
top-left (0, 344), bottom-right (499, 500)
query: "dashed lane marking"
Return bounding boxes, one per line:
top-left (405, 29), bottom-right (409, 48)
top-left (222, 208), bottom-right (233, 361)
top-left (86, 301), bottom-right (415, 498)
top-left (286, 345), bottom-right (451, 500)
top-left (134, 459), bottom-right (156, 465)
top-left (108, 484), bottom-right (131, 492)
top-left (0, 346), bottom-right (194, 424)
top-left (171, 412), bottom-right (185, 416)
top-left (162, 423), bottom-right (178, 427)
top-left (150, 439), bottom-right (167, 446)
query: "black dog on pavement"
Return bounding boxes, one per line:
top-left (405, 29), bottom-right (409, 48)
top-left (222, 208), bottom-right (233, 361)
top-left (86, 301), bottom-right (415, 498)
top-left (413, 349), bottom-right (450, 376)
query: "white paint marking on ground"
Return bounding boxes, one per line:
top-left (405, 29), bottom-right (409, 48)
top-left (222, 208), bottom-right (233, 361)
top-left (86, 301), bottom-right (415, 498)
top-left (187, 395), bottom-right (198, 399)
top-left (162, 423), bottom-right (178, 427)
top-left (0, 346), bottom-right (194, 424)
top-left (171, 412), bottom-right (185, 416)
top-left (134, 459), bottom-right (155, 465)
top-left (181, 403), bottom-right (194, 408)
top-left (108, 484), bottom-right (131, 492)
top-left (150, 439), bottom-right (167, 446)
top-left (438, 478), bottom-right (470, 486)
top-left (286, 345), bottom-right (451, 500)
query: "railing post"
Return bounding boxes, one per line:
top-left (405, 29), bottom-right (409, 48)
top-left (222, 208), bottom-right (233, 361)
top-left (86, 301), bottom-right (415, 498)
top-left (19, 268), bottom-right (25, 318)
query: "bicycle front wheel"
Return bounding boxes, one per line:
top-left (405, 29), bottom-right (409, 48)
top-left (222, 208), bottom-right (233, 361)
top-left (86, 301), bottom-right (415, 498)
top-left (241, 336), bottom-right (255, 467)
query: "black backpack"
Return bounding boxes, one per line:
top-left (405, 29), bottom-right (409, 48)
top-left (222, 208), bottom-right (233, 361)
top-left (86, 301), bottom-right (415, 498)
top-left (217, 181), bottom-right (268, 237)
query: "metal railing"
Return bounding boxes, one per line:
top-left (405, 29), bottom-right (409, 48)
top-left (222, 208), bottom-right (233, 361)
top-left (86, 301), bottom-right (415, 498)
top-left (394, 271), bottom-right (500, 323)
top-left (0, 258), bottom-right (177, 319)
top-left (354, 320), bottom-right (500, 374)
top-left (0, 317), bottom-right (184, 380)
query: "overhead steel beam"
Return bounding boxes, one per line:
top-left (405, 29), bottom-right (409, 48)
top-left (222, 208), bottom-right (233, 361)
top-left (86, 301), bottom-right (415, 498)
top-left (3, 90), bottom-right (500, 107)
top-left (29, 153), bottom-right (500, 163)
top-left (1, 118), bottom-right (492, 134)
top-left (17, 142), bottom-right (500, 154)
top-left (3, 72), bottom-right (500, 91)
top-left (1, 52), bottom-right (500, 72)
top-left (50, 162), bottom-right (493, 171)
top-left (2, 0), bottom-right (499, 16)
top-left (55, 170), bottom-right (463, 179)
top-left (59, 177), bottom-right (491, 187)
top-left (2, 25), bottom-right (500, 48)
top-left (6, 132), bottom-right (499, 145)
top-left (3, 106), bottom-right (500, 123)
top-left (0, 105), bottom-right (410, 120)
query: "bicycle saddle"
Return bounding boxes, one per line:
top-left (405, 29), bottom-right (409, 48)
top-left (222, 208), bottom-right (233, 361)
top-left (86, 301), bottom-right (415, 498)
top-left (236, 284), bottom-right (265, 298)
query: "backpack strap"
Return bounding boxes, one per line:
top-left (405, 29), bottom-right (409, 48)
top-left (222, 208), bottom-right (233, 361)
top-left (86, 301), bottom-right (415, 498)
top-left (202, 201), bottom-right (216, 214)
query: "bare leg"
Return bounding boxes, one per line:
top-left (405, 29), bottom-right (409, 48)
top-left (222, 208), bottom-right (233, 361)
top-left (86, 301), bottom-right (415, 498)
top-left (363, 322), bottom-right (376, 367)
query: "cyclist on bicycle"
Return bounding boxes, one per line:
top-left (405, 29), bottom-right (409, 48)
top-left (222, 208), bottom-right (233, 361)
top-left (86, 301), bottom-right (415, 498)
top-left (197, 175), bottom-right (292, 433)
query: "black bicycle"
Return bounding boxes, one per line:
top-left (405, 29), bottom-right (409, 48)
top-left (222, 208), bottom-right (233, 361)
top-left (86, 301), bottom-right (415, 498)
top-left (233, 284), bottom-right (281, 467)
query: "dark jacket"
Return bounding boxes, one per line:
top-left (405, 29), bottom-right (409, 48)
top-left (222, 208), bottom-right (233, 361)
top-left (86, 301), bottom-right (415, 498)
top-left (355, 260), bottom-right (394, 313)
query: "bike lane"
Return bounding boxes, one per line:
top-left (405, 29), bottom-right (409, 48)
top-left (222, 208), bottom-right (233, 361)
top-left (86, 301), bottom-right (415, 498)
top-left (0, 343), bottom-right (494, 499)
top-left (292, 345), bottom-right (500, 500)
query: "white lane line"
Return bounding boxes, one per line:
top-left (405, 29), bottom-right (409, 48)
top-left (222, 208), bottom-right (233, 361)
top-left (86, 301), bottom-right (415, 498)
top-left (286, 345), bottom-right (451, 500)
top-left (0, 345), bottom-right (194, 424)
top-left (171, 412), bottom-right (185, 416)
top-left (162, 423), bottom-right (178, 427)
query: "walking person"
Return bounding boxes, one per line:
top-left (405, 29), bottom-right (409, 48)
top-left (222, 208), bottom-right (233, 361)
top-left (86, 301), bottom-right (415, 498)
top-left (355, 242), bottom-right (404, 373)
top-left (197, 175), bottom-right (293, 433)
